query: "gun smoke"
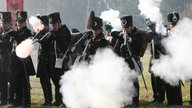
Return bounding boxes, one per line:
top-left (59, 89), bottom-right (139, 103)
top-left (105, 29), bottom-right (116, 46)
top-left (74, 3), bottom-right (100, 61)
top-left (100, 9), bottom-right (122, 31)
top-left (15, 38), bottom-right (34, 58)
top-left (60, 48), bottom-right (138, 108)
top-left (138, 0), bottom-right (165, 32)
top-left (29, 16), bottom-right (44, 33)
top-left (151, 18), bottom-right (192, 86)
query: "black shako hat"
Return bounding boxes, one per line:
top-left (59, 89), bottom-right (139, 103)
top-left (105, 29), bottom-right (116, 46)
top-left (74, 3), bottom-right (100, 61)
top-left (145, 18), bottom-right (156, 28)
top-left (120, 15), bottom-right (133, 28)
top-left (48, 12), bottom-right (62, 24)
top-left (15, 10), bottom-right (27, 23)
top-left (86, 10), bottom-right (103, 30)
top-left (37, 14), bottom-right (49, 26)
top-left (71, 28), bottom-right (80, 33)
top-left (0, 12), bottom-right (11, 24)
top-left (167, 12), bottom-right (179, 25)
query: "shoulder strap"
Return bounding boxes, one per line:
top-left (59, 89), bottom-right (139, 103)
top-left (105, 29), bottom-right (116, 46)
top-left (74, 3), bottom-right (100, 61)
top-left (54, 41), bottom-right (58, 58)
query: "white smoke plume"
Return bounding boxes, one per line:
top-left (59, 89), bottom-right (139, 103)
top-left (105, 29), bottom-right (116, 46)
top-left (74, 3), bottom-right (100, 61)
top-left (60, 48), bottom-right (138, 108)
top-left (100, 9), bottom-right (122, 31)
top-left (29, 16), bottom-right (44, 33)
top-left (103, 0), bottom-right (111, 10)
top-left (151, 18), bottom-right (192, 86)
top-left (15, 38), bottom-right (34, 58)
top-left (138, 0), bottom-right (165, 32)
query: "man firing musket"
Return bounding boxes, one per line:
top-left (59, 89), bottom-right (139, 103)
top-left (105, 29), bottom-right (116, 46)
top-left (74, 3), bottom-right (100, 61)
top-left (111, 15), bottom-right (148, 107)
top-left (145, 18), bottom-right (165, 104)
top-left (73, 10), bottom-right (109, 63)
top-left (163, 12), bottom-right (183, 106)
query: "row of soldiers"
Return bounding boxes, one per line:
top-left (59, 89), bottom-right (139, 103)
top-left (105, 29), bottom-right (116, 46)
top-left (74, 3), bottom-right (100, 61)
top-left (0, 9), bottom-right (191, 108)
top-left (0, 11), bottom-right (71, 107)
top-left (0, 10), bottom-right (36, 108)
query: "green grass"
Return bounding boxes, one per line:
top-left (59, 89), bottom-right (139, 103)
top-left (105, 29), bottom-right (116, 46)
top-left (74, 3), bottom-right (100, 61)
top-left (3, 50), bottom-right (192, 108)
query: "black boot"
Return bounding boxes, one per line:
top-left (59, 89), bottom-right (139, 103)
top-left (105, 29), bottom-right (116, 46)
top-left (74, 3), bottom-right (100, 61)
top-left (40, 78), bottom-right (52, 106)
top-left (23, 82), bottom-right (31, 107)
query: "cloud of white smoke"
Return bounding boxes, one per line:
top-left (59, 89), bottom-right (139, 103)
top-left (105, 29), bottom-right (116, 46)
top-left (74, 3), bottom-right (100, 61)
top-left (138, 0), bottom-right (165, 32)
top-left (60, 48), bottom-right (138, 108)
top-left (151, 18), bottom-right (192, 86)
top-left (29, 16), bottom-right (44, 33)
top-left (100, 9), bottom-right (122, 31)
top-left (16, 38), bottom-right (34, 58)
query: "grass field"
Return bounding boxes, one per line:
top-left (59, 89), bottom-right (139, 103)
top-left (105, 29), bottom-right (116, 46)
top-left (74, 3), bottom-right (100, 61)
top-left (3, 50), bottom-right (192, 108)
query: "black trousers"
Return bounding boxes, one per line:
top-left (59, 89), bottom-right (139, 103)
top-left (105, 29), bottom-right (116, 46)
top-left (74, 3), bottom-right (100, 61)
top-left (51, 68), bottom-right (64, 105)
top-left (9, 75), bottom-right (15, 104)
top-left (151, 73), bottom-right (165, 102)
top-left (0, 54), bottom-right (11, 104)
top-left (164, 82), bottom-right (183, 105)
top-left (0, 73), bottom-right (8, 104)
top-left (40, 76), bottom-right (52, 104)
top-left (14, 74), bottom-right (31, 107)
top-left (133, 80), bottom-right (139, 106)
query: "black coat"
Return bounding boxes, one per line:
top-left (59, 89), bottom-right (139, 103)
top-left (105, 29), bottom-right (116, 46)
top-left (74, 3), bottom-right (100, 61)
top-left (0, 27), bottom-right (16, 74)
top-left (86, 32), bottom-right (109, 56)
top-left (11, 26), bottom-right (36, 76)
top-left (79, 31), bottom-right (109, 61)
top-left (36, 29), bottom-right (52, 77)
top-left (0, 27), bottom-right (16, 54)
top-left (146, 31), bottom-right (166, 59)
top-left (110, 38), bottom-right (123, 56)
top-left (49, 25), bottom-right (71, 74)
top-left (111, 27), bottom-right (145, 70)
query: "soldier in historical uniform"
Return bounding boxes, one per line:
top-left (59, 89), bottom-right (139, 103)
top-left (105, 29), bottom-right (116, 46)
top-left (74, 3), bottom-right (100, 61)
top-left (77, 11), bottom-right (109, 62)
top-left (164, 12), bottom-right (183, 105)
top-left (35, 15), bottom-right (53, 106)
top-left (48, 12), bottom-right (71, 107)
top-left (10, 10), bottom-right (36, 107)
top-left (0, 11), bottom-right (16, 106)
top-left (146, 19), bottom-right (165, 104)
top-left (110, 15), bottom-right (147, 107)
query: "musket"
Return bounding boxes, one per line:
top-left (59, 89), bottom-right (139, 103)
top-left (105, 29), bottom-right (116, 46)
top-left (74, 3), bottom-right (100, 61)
top-left (32, 31), bottom-right (41, 40)
top-left (74, 39), bottom-right (91, 63)
top-left (70, 31), bottom-right (91, 52)
top-left (63, 31), bottom-right (91, 64)
top-left (150, 32), bottom-right (158, 98)
top-left (123, 30), bottom-right (148, 91)
top-left (32, 31), bottom-right (52, 44)
top-left (1, 28), bottom-right (14, 37)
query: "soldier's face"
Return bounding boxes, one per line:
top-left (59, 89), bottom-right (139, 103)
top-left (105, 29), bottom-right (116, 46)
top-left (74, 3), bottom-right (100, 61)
top-left (1, 22), bottom-right (11, 29)
top-left (92, 28), bottom-right (102, 37)
top-left (16, 22), bottom-right (26, 30)
top-left (169, 23), bottom-right (175, 31)
top-left (51, 23), bottom-right (61, 31)
top-left (124, 26), bottom-right (132, 33)
top-left (44, 25), bottom-right (49, 30)
top-left (150, 25), bottom-right (156, 32)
